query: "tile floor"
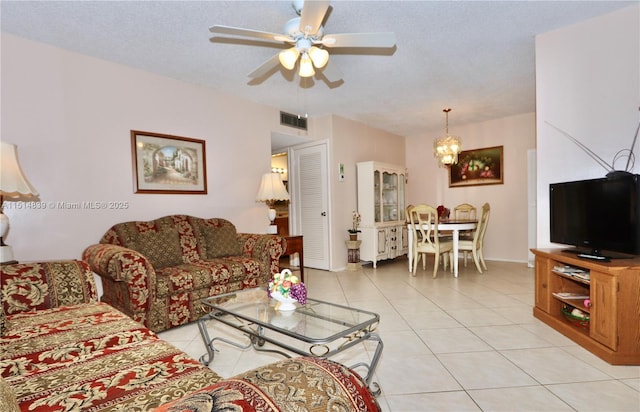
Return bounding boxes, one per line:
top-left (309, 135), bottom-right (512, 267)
top-left (158, 258), bottom-right (640, 411)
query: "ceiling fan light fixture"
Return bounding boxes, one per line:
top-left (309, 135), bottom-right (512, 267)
top-left (278, 47), bottom-right (299, 70)
top-left (308, 46), bottom-right (329, 68)
top-left (298, 52), bottom-right (315, 77)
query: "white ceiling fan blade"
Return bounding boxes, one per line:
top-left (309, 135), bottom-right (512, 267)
top-left (248, 54), bottom-right (281, 79)
top-left (210, 25), bottom-right (289, 43)
top-left (322, 32), bottom-right (396, 48)
top-left (299, 0), bottom-right (330, 35)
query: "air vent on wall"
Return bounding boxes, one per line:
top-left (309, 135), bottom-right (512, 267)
top-left (280, 111), bottom-right (308, 131)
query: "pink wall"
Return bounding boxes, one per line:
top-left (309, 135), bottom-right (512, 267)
top-left (406, 113), bottom-right (536, 263)
top-left (1, 34), bottom-right (288, 262)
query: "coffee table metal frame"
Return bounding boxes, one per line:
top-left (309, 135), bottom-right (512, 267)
top-left (197, 288), bottom-right (383, 395)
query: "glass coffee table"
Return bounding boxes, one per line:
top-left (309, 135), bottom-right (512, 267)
top-left (197, 287), bottom-right (383, 395)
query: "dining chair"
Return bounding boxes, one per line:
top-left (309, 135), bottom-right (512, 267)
top-left (454, 203), bottom-right (477, 244)
top-left (454, 203), bottom-right (477, 220)
top-left (408, 204), bottom-right (453, 278)
top-left (458, 202), bottom-right (490, 273)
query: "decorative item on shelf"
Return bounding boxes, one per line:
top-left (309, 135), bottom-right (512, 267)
top-left (348, 210), bottom-right (361, 240)
top-left (256, 172), bottom-right (290, 234)
top-left (436, 205), bottom-right (450, 221)
top-left (268, 268), bottom-right (306, 311)
top-left (0, 142), bottom-right (40, 263)
top-left (561, 305), bottom-right (590, 330)
top-left (434, 108), bottom-right (462, 168)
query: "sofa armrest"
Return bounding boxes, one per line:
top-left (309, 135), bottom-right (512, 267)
top-left (154, 357), bottom-right (380, 412)
top-left (237, 233), bottom-right (286, 277)
top-left (82, 244), bottom-right (156, 324)
top-left (0, 260), bottom-right (97, 315)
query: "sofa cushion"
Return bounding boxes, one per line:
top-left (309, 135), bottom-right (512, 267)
top-left (0, 260), bottom-right (97, 315)
top-left (1, 302), bottom-right (221, 411)
top-left (0, 378), bottom-right (19, 412)
top-left (129, 228), bottom-right (184, 269)
top-left (195, 220), bottom-right (241, 258)
top-left (154, 257), bottom-right (265, 298)
top-left (155, 357), bottom-right (381, 412)
top-left (0, 307), bottom-right (5, 337)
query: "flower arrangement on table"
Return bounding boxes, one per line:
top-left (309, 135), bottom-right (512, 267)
top-left (348, 210), bottom-right (362, 235)
top-left (268, 269), bottom-right (307, 310)
top-left (436, 205), bottom-right (450, 220)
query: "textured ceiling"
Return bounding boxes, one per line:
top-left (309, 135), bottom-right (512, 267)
top-left (1, 1), bottom-right (633, 137)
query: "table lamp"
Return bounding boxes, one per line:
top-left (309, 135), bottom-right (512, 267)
top-left (0, 142), bottom-right (39, 263)
top-left (256, 172), bottom-right (289, 234)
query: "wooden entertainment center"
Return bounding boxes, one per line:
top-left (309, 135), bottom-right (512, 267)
top-left (532, 249), bottom-right (640, 365)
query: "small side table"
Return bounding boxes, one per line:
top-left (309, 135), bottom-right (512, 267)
top-left (280, 235), bottom-right (304, 282)
top-left (346, 239), bottom-right (362, 271)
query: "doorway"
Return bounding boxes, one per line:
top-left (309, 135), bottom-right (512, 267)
top-left (290, 142), bottom-right (330, 270)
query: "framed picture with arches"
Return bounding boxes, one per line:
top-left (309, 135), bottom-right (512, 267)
top-left (131, 130), bottom-right (207, 194)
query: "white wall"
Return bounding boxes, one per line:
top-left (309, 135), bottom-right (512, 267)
top-left (535, 5), bottom-right (640, 249)
top-left (406, 113), bottom-right (536, 263)
top-left (0, 34), bottom-right (317, 262)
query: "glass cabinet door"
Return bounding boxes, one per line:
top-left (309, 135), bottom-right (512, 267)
top-left (374, 170), bottom-right (381, 223)
top-left (382, 172), bottom-right (398, 222)
top-left (398, 174), bottom-right (405, 222)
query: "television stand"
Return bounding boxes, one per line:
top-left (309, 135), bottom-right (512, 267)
top-left (532, 248), bottom-right (640, 365)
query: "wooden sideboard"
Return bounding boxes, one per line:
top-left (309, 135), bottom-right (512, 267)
top-left (280, 235), bottom-right (304, 283)
top-left (531, 248), bottom-right (640, 365)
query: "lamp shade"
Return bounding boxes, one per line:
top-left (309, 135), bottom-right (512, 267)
top-left (309, 46), bottom-right (329, 68)
top-left (278, 47), bottom-right (300, 70)
top-left (298, 52), bottom-right (316, 78)
top-left (256, 172), bottom-right (289, 203)
top-left (0, 142), bottom-right (39, 200)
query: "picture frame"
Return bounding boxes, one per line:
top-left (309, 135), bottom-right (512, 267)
top-left (131, 130), bottom-right (207, 194)
top-left (449, 145), bottom-right (504, 187)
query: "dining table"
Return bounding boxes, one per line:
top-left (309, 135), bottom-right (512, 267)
top-left (407, 219), bottom-right (477, 277)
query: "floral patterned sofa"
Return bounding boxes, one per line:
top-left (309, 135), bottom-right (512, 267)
top-left (82, 215), bottom-right (286, 332)
top-left (0, 260), bottom-right (380, 412)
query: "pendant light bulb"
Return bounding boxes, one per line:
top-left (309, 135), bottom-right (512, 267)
top-left (308, 46), bottom-right (329, 68)
top-left (278, 47), bottom-right (299, 70)
top-left (298, 52), bottom-right (315, 77)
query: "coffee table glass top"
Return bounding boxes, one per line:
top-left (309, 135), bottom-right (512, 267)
top-left (200, 288), bottom-right (379, 343)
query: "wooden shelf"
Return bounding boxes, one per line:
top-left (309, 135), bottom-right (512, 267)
top-left (532, 248), bottom-right (640, 365)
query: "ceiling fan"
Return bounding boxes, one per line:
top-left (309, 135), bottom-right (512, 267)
top-left (209, 0), bottom-right (396, 82)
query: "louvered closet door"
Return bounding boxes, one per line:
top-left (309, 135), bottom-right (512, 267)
top-left (291, 143), bottom-right (329, 270)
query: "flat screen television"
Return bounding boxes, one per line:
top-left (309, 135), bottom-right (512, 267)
top-left (549, 174), bottom-right (640, 259)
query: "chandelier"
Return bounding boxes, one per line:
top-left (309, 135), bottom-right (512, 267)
top-left (433, 108), bottom-right (462, 167)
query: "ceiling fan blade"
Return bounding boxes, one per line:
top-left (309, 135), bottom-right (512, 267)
top-left (210, 25), bottom-right (289, 43)
top-left (248, 54), bottom-right (281, 79)
top-left (322, 32), bottom-right (396, 48)
top-left (299, 0), bottom-right (330, 35)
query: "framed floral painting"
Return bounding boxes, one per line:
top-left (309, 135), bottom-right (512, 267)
top-left (449, 145), bottom-right (503, 187)
top-left (131, 130), bottom-right (207, 194)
